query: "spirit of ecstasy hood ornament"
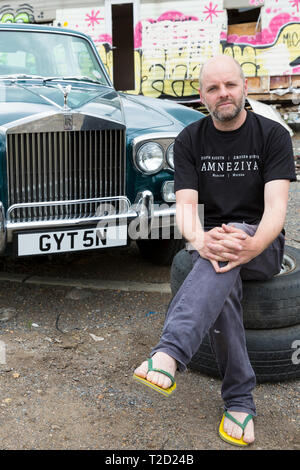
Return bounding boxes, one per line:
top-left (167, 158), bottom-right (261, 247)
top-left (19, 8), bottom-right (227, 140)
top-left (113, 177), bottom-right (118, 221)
top-left (57, 84), bottom-right (72, 110)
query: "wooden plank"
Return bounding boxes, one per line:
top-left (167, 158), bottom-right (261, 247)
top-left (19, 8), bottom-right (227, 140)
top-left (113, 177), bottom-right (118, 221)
top-left (260, 76), bottom-right (270, 92)
top-left (270, 76), bottom-right (290, 90)
top-left (228, 22), bottom-right (258, 36)
top-left (292, 75), bottom-right (300, 88)
top-left (247, 92), bottom-right (295, 101)
top-left (247, 77), bottom-right (263, 92)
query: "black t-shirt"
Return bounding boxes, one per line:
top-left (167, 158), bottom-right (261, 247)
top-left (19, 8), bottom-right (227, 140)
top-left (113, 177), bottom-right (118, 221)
top-left (174, 111), bottom-right (296, 227)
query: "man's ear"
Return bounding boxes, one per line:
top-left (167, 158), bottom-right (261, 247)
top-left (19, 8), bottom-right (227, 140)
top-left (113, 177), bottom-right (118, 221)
top-left (244, 78), bottom-right (248, 97)
top-left (199, 89), bottom-right (205, 104)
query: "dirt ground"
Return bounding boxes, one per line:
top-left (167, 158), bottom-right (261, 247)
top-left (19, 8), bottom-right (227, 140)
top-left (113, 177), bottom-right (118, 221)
top-left (0, 185), bottom-right (298, 452)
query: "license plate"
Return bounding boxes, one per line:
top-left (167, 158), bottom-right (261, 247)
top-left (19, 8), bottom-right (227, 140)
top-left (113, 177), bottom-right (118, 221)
top-left (16, 225), bottom-right (127, 256)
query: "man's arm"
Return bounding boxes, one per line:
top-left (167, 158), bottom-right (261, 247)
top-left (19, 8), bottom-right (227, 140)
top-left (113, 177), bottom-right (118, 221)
top-left (214, 179), bottom-right (290, 273)
top-left (175, 189), bottom-right (247, 271)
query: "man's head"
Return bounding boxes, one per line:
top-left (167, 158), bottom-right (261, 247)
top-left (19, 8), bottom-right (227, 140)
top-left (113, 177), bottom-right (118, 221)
top-left (199, 55), bottom-right (247, 126)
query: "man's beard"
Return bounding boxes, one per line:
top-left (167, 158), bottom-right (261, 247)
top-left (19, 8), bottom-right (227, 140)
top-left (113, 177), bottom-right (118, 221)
top-left (207, 93), bottom-right (246, 122)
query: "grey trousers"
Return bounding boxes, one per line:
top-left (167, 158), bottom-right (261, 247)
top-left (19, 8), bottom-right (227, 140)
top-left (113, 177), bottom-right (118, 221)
top-left (150, 222), bottom-right (285, 415)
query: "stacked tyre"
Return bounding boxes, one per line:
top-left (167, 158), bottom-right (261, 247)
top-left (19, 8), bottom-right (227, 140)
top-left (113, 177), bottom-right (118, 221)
top-left (170, 246), bottom-right (300, 383)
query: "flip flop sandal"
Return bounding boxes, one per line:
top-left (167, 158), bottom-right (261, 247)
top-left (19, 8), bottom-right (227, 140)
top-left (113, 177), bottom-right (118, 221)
top-left (133, 358), bottom-right (176, 397)
top-left (219, 411), bottom-right (253, 447)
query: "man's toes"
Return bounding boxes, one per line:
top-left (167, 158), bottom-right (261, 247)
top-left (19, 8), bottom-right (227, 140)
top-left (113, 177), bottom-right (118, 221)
top-left (147, 371), bottom-right (171, 389)
top-left (224, 419), bottom-right (242, 440)
top-left (232, 426), bottom-right (243, 440)
top-left (243, 433), bottom-right (254, 444)
top-left (134, 361), bottom-right (148, 379)
top-left (243, 424), bottom-right (255, 443)
top-left (224, 419), bottom-right (235, 437)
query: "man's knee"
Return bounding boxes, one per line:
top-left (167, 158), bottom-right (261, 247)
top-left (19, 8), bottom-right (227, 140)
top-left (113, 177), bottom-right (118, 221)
top-left (227, 222), bottom-right (258, 237)
top-left (227, 222), bottom-right (245, 230)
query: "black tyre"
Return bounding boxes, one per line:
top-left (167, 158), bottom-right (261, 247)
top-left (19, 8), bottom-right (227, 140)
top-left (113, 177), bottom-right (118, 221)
top-left (189, 324), bottom-right (300, 383)
top-left (170, 246), bottom-right (300, 329)
top-left (137, 238), bottom-right (184, 266)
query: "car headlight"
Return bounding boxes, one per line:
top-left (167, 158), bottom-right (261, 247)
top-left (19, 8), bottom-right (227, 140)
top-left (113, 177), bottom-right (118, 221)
top-left (166, 142), bottom-right (174, 169)
top-left (136, 142), bottom-right (164, 174)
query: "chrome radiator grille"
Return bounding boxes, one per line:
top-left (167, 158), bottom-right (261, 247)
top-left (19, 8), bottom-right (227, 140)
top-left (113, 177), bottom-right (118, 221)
top-left (6, 129), bottom-right (126, 222)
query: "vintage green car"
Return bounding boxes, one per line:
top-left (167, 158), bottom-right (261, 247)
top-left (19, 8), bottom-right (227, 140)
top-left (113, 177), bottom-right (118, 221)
top-left (0, 23), bottom-right (200, 264)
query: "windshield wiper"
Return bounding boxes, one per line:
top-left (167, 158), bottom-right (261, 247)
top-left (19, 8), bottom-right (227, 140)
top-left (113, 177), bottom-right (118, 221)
top-left (0, 74), bottom-right (103, 85)
top-left (0, 74), bottom-right (45, 80)
top-left (44, 76), bottom-right (102, 85)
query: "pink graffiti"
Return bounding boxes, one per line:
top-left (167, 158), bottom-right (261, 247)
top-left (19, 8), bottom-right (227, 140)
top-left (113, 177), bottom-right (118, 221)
top-left (85, 10), bottom-right (104, 28)
top-left (249, 0), bottom-right (264, 5)
top-left (94, 34), bottom-right (112, 45)
top-left (203, 2), bottom-right (223, 24)
top-left (290, 0), bottom-right (300, 12)
top-left (157, 11), bottom-right (198, 22)
top-left (225, 13), bottom-right (300, 45)
top-left (134, 11), bottom-right (199, 49)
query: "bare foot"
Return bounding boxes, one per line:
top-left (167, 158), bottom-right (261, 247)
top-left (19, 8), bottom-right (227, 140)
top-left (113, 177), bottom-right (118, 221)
top-left (223, 411), bottom-right (255, 444)
top-left (134, 352), bottom-right (177, 389)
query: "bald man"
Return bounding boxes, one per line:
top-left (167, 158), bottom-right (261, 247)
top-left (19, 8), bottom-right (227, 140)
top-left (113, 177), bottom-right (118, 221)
top-left (133, 55), bottom-right (296, 446)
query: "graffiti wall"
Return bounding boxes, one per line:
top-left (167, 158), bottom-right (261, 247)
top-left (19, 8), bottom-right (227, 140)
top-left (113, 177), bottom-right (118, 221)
top-left (222, 0), bottom-right (300, 77)
top-left (55, 1), bottom-right (227, 97)
top-left (0, 2), bottom-right (54, 23)
top-left (133, 1), bottom-right (226, 97)
top-left (9, 0), bottom-right (300, 99)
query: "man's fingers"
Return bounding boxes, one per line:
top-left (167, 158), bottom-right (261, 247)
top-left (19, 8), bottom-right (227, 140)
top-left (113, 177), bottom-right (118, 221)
top-left (210, 231), bottom-right (247, 242)
top-left (217, 261), bottom-right (238, 273)
top-left (222, 224), bottom-right (247, 238)
top-left (222, 223), bottom-right (237, 233)
top-left (209, 240), bottom-right (242, 251)
top-left (207, 242), bottom-right (240, 258)
top-left (210, 259), bottom-right (220, 273)
top-left (205, 251), bottom-right (229, 262)
top-left (222, 223), bottom-right (234, 231)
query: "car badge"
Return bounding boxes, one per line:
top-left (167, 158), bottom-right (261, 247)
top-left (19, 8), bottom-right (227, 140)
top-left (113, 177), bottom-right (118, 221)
top-left (64, 114), bottom-right (73, 131)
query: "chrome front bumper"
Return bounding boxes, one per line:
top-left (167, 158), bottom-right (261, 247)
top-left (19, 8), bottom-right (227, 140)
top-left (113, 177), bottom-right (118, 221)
top-left (0, 190), bottom-right (177, 253)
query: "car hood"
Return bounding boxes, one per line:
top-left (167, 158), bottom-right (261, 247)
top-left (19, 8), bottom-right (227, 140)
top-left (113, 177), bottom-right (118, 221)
top-left (0, 82), bottom-right (125, 127)
top-left (119, 93), bottom-right (175, 133)
top-left (0, 82), bottom-right (176, 132)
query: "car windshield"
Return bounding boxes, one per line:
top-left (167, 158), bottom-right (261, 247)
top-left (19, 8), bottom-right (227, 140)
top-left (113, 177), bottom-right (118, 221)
top-left (0, 30), bottom-right (109, 85)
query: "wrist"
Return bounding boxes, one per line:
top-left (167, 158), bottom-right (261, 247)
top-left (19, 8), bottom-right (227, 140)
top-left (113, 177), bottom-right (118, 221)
top-left (189, 233), bottom-right (205, 251)
top-left (251, 233), bottom-right (266, 256)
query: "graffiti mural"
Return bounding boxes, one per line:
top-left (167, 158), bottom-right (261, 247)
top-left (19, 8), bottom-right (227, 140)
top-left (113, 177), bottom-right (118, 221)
top-left (223, 1), bottom-right (300, 77)
top-left (132, 2), bottom-right (226, 97)
top-left (54, 0), bottom-right (300, 99)
top-left (222, 21), bottom-right (300, 77)
top-left (0, 3), bottom-right (35, 23)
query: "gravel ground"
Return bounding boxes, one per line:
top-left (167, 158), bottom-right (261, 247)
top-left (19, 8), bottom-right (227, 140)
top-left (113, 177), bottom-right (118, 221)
top-left (0, 183), bottom-right (298, 451)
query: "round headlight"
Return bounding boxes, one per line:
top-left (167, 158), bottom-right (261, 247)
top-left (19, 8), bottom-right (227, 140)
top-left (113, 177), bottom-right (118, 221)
top-left (166, 142), bottom-right (174, 169)
top-left (136, 142), bottom-right (164, 174)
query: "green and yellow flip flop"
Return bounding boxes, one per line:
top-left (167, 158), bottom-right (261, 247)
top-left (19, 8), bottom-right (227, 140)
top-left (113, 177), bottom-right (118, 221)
top-left (219, 411), bottom-right (253, 447)
top-left (133, 358), bottom-right (176, 397)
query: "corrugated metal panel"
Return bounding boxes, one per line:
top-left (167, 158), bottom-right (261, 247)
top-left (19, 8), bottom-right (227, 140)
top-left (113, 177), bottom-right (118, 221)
top-left (139, 0), bottom-right (226, 80)
top-left (0, 1), bottom-right (105, 23)
top-left (256, 0), bottom-right (300, 76)
top-left (55, 3), bottom-right (108, 44)
top-left (0, 1), bottom-right (56, 22)
top-left (223, 0), bottom-right (264, 7)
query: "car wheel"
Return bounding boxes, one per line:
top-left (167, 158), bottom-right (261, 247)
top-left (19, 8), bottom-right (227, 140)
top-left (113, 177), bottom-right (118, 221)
top-left (189, 324), bottom-right (300, 383)
top-left (170, 246), bottom-right (300, 329)
top-left (137, 238), bottom-right (184, 266)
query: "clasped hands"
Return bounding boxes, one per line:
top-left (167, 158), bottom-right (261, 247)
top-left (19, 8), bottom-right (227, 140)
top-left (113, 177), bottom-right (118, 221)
top-left (198, 224), bottom-right (259, 273)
